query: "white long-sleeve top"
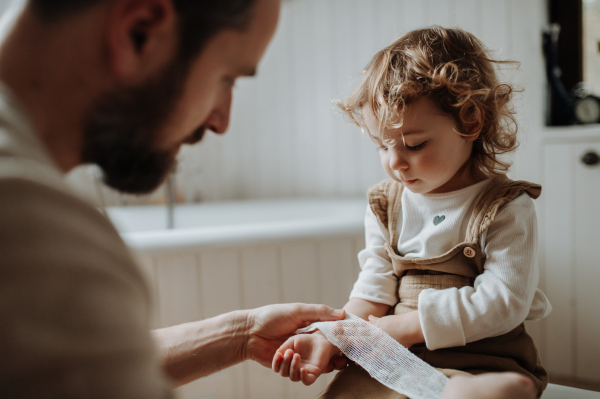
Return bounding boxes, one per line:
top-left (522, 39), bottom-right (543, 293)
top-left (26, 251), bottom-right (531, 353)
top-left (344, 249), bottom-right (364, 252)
top-left (350, 178), bottom-right (552, 350)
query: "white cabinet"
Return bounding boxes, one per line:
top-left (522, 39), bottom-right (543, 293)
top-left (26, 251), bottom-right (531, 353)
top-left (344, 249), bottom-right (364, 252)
top-left (574, 142), bottom-right (600, 380)
top-left (542, 132), bottom-right (600, 383)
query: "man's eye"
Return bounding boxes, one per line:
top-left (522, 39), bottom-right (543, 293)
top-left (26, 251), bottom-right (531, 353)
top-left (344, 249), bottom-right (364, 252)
top-left (406, 142), bottom-right (426, 151)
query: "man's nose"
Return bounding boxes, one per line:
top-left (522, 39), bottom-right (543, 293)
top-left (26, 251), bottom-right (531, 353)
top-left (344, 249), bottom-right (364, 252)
top-left (205, 90), bottom-right (232, 134)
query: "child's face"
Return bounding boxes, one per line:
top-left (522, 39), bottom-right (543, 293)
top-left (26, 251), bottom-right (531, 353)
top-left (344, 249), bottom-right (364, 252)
top-left (363, 97), bottom-right (478, 194)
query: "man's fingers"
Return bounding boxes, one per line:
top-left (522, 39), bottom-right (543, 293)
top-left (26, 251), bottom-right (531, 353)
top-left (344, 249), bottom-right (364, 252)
top-left (294, 304), bottom-right (345, 322)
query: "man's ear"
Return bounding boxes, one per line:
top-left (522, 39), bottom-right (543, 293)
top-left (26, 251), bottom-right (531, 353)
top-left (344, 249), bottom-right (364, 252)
top-left (106, 0), bottom-right (177, 84)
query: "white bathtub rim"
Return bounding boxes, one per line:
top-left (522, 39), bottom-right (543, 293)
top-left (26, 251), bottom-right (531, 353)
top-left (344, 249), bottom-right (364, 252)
top-left (122, 217), bottom-right (364, 254)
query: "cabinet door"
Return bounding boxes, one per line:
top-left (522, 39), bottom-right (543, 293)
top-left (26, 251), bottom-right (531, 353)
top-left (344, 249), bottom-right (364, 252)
top-left (575, 142), bottom-right (600, 381)
top-left (544, 143), bottom-right (576, 377)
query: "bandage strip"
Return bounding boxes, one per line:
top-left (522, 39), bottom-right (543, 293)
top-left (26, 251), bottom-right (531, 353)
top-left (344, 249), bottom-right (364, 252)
top-left (296, 313), bottom-right (448, 399)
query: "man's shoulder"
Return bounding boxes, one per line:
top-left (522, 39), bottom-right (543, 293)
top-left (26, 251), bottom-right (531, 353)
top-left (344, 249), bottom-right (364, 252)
top-left (0, 177), bottom-right (141, 281)
top-left (0, 176), bottom-right (115, 234)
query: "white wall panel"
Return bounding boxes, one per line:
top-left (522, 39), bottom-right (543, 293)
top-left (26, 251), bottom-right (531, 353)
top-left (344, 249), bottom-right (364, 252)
top-left (455, 0), bottom-right (483, 38)
top-left (281, 242), bottom-right (320, 303)
top-left (155, 254), bottom-right (202, 327)
top-left (429, 0), bottom-right (455, 26)
top-left (198, 250), bottom-right (242, 318)
top-left (402, 0), bottom-right (427, 32)
top-left (318, 239), bottom-right (357, 309)
top-left (482, 0), bottom-right (510, 56)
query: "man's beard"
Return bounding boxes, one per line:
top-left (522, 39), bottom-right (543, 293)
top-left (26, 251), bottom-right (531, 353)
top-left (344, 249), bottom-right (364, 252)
top-left (81, 59), bottom-right (192, 194)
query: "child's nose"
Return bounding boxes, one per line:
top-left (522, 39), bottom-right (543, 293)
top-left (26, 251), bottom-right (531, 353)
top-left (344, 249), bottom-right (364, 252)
top-left (389, 148), bottom-right (408, 170)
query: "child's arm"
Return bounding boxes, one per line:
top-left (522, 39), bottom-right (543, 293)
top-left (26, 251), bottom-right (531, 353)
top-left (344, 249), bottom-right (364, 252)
top-left (417, 195), bottom-right (551, 350)
top-left (367, 311), bottom-right (425, 348)
top-left (343, 297), bottom-right (389, 319)
top-left (346, 298), bottom-right (425, 348)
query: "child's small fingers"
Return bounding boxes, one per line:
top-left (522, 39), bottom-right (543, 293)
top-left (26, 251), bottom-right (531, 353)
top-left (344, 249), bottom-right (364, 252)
top-left (272, 352), bottom-right (283, 373)
top-left (323, 361), bottom-right (334, 374)
top-left (301, 369), bottom-right (318, 386)
top-left (290, 353), bottom-right (301, 382)
top-left (331, 355), bottom-right (348, 370)
top-left (279, 349), bottom-right (293, 378)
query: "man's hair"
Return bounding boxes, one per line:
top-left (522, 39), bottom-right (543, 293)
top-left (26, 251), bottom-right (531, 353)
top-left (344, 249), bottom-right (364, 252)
top-left (337, 26), bottom-right (520, 177)
top-left (30, 0), bottom-right (257, 63)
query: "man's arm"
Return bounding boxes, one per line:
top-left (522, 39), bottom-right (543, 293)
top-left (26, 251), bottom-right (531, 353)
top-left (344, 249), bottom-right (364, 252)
top-left (153, 304), bottom-right (346, 387)
top-left (152, 310), bottom-right (250, 386)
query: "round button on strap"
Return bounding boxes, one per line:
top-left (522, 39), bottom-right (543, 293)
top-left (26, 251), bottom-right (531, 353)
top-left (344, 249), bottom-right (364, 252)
top-left (463, 247), bottom-right (476, 258)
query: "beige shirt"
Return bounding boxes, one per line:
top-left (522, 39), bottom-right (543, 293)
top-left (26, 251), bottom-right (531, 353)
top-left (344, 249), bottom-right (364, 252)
top-left (0, 84), bottom-right (173, 398)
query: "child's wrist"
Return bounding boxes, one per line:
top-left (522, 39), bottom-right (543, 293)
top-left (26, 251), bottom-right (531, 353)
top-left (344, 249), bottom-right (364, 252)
top-left (313, 330), bottom-right (340, 356)
top-left (404, 311), bottom-right (425, 345)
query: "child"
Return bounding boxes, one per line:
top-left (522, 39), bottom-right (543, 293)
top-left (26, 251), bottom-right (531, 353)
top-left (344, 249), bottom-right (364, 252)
top-left (272, 26), bottom-right (552, 398)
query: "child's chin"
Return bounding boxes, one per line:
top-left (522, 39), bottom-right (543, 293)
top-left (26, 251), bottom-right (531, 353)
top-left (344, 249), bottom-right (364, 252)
top-left (400, 180), bottom-right (427, 194)
top-left (405, 186), bottom-right (426, 194)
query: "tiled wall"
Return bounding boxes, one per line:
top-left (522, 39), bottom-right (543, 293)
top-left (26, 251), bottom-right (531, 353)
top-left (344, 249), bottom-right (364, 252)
top-left (65, 0), bottom-right (547, 206)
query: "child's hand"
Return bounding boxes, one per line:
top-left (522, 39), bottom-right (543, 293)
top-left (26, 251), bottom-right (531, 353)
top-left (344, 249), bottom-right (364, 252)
top-left (368, 311), bottom-right (425, 348)
top-left (272, 331), bottom-right (346, 385)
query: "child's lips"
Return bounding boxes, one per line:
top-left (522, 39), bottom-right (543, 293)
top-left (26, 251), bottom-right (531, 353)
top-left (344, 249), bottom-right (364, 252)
top-left (402, 179), bottom-right (417, 185)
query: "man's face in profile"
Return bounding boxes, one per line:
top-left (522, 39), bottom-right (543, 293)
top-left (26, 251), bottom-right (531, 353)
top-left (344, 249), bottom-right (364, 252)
top-left (82, 0), bottom-right (280, 194)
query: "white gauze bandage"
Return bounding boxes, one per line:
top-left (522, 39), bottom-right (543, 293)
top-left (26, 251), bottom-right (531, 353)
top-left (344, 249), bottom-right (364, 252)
top-left (295, 313), bottom-right (448, 399)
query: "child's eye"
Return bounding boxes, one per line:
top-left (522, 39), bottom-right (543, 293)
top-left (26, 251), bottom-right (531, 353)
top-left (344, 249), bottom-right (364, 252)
top-left (406, 142), bottom-right (426, 151)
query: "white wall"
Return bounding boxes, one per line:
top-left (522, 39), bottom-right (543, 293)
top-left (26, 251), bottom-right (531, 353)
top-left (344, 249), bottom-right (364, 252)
top-left (173, 0), bottom-right (548, 203)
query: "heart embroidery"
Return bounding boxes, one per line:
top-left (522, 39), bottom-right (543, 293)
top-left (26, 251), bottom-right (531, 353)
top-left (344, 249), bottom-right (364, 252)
top-left (433, 215), bottom-right (445, 226)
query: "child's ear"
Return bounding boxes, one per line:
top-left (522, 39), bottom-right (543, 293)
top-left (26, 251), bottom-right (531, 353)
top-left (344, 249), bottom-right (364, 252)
top-left (464, 123), bottom-right (481, 142)
top-left (464, 113), bottom-right (483, 142)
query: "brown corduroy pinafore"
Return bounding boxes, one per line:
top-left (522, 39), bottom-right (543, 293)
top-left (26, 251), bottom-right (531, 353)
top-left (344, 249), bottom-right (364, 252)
top-left (316, 175), bottom-right (548, 399)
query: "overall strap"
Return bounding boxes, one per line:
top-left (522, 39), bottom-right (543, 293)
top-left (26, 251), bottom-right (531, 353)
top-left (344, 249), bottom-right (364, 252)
top-left (465, 175), bottom-right (542, 243)
top-left (366, 179), bottom-right (404, 249)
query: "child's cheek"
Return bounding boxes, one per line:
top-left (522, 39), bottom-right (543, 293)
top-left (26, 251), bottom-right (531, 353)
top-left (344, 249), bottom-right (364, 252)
top-left (415, 152), bottom-right (436, 175)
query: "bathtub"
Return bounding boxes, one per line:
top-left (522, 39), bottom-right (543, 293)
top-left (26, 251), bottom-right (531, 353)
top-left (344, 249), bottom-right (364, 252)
top-left (107, 198), bottom-right (367, 399)
top-left (108, 197), bottom-right (367, 253)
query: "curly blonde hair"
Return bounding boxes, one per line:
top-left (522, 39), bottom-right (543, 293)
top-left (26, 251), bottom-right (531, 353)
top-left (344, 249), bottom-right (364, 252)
top-left (337, 26), bottom-right (520, 177)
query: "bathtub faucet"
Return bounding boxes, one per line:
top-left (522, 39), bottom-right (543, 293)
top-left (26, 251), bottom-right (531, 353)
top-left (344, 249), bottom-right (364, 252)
top-left (165, 167), bottom-right (177, 229)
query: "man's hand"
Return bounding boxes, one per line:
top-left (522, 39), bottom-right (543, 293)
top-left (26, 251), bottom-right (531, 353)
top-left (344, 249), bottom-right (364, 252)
top-left (367, 311), bottom-right (425, 348)
top-left (244, 303), bottom-right (345, 369)
top-left (272, 331), bottom-right (346, 386)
